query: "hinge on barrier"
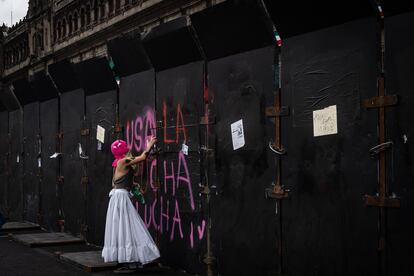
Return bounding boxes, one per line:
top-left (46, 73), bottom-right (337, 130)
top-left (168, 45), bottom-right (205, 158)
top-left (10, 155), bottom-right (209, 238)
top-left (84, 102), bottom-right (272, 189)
top-left (57, 219), bottom-right (65, 232)
top-left (364, 95), bottom-right (398, 109)
top-left (200, 184), bottom-right (216, 195)
top-left (200, 116), bottom-right (216, 125)
top-left (200, 146), bottom-right (215, 157)
top-left (37, 212), bottom-right (43, 224)
top-left (365, 195), bottom-right (400, 208)
top-left (56, 132), bottom-right (63, 139)
top-left (266, 106), bottom-right (290, 117)
top-left (154, 177), bottom-right (161, 189)
top-left (113, 124), bottom-right (123, 134)
top-left (81, 176), bottom-right (89, 185)
top-left (203, 254), bottom-right (216, 265)
top-left (57, 176), bottom-right (64, 184)
top-left (81, 224), bottom-right (89, 234)
top-left (80, 128), bottom-right (90, 136)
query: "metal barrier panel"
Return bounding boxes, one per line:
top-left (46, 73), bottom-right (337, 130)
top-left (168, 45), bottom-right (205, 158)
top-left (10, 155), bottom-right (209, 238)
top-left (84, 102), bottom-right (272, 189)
top-left (8, 109), bottom-right (23, 221)
top-left (119, 69), bottom-right (158, 240)
top-left (280, 18), bottom-right (378, 275)
top-left (40, 98), bottom-right (59, 231)
top-left (0, 111), bottom-right (9, 215)
top-left (156, 61), bottom-right (204, 274)
top-left (22, 102), bottom-right (40, 223)
top-left (85, 90), bottom-right (116, 245)
top-left (208, 46), bottom-right (276, 275)
top-left (60, 89), bottom-right (86, 235)
top-left (385, 11), bottom-right (414, 275)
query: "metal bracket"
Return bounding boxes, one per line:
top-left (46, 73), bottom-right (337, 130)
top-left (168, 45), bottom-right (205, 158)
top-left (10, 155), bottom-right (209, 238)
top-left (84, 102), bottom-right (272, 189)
top-left (364, 95), bottom-right (398, 109)
top-left (57, 176), bottom-right (64, 184)
top-left (80, 128), bottom-right (90, 136)
top-left (266, 106), bottom-right (290, 117)
top-left (365, 195), bottom-right (400, 208)
top-left (81, 176), bottom-right (89, 185)
top-left (56, 132), bottom-right (63, 139)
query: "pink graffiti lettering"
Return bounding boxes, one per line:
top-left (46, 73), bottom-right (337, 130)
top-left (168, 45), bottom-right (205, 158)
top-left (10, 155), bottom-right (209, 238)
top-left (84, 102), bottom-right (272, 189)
top-left (125, 107), bottom-right (156, 152)
top-left (197, 220), bottom-right (206, 240)
top-left (134, 117), bottom-right (143, 151)
top-left (190, 222), bottom-right (194, 249)
top-left (170, 199), bottom-right (183, 241)
top-left (159, 196), bottom-right (169, 233)
top-left (177, 151), bottom-right (194, 210)
top-left (163, 100), bottom-right (187, 144)
top-left (163, 160), bottom-right (176, 196)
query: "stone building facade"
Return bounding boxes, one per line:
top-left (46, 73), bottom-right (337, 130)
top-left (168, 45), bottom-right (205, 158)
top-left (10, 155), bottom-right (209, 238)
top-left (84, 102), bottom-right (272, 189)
top-left (0, 0), bottom-right (222, 95)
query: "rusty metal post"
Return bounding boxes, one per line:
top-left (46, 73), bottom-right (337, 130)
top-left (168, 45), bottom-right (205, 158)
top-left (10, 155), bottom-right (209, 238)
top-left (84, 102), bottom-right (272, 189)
top-left (363, 6), bottom-right (400, 276)
top-left (378, 77), bottom-right (388, 276)
top-left (201, 90), bottom-right (215, 276)
top-left (263, 34), bottom-right (290, 275)
top-left (190, 22), bottom-right (216, 275)
top-left (5, 133), bottom-right (11, 218)
top-left (37, 133), bottom-right (43, 225)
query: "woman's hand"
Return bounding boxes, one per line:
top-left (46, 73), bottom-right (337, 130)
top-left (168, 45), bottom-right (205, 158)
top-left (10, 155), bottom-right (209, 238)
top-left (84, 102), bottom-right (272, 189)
top-left (145, 135), bottom-right (157, 152)
top-left (126, 135), bottom-right (157, 165)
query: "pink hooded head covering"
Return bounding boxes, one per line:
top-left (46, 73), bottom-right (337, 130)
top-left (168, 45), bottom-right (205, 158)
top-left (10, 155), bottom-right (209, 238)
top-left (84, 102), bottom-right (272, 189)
top-left (111, 139), bottom-right (129, 168)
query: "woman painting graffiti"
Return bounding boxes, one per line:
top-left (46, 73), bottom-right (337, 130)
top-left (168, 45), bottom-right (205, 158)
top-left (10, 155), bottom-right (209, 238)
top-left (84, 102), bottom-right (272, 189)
top-left (102, 136), bottom-right (160, 273)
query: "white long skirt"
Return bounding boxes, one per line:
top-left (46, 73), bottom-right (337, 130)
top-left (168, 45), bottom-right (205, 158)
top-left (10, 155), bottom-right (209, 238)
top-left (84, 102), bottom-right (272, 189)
top-left (102, 189), bottom-right (160, 264)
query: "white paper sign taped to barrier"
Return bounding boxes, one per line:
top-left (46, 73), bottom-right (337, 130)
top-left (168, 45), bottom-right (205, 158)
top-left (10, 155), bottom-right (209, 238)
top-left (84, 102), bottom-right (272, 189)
top-left (96, 125), bottom-right (105, 143)
top-left (231, 119), bottom-right (245, 150)
top-left (313, 105), bottom-right (338, 137)
top-left (182, 144), bottom-right (189, 155)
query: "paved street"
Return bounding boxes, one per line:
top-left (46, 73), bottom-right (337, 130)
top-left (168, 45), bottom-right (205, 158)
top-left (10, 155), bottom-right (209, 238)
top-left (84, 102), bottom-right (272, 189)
top-left (0, 235), bottom-right (189, 276)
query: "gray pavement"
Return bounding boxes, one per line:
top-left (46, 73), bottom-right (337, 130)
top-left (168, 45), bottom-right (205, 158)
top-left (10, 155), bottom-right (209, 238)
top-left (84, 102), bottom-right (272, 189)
top-left (0, 235), bottom-right (189, 276)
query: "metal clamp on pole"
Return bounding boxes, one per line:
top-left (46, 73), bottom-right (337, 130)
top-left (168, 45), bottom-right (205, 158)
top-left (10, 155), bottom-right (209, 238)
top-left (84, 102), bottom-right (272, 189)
top-left (78, 143), bottom-right (89, 160)
top-left (81, 176), bottom-right (89, 185)
top-left (265, 182), bottom-right (290, 200)
top-left (269, 141), bottom-right (286, 155)
top-left (369, 141), bottom-right (393, 157)
top-left (265, 106), bottom-right (290, 117)
top-left (80, 128), bottom-right (90, 136)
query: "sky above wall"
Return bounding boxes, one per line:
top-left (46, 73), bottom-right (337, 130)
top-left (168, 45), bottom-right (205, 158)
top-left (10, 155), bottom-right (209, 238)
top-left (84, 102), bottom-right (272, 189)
top-left (0, 0), bottom-right (29, 27)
